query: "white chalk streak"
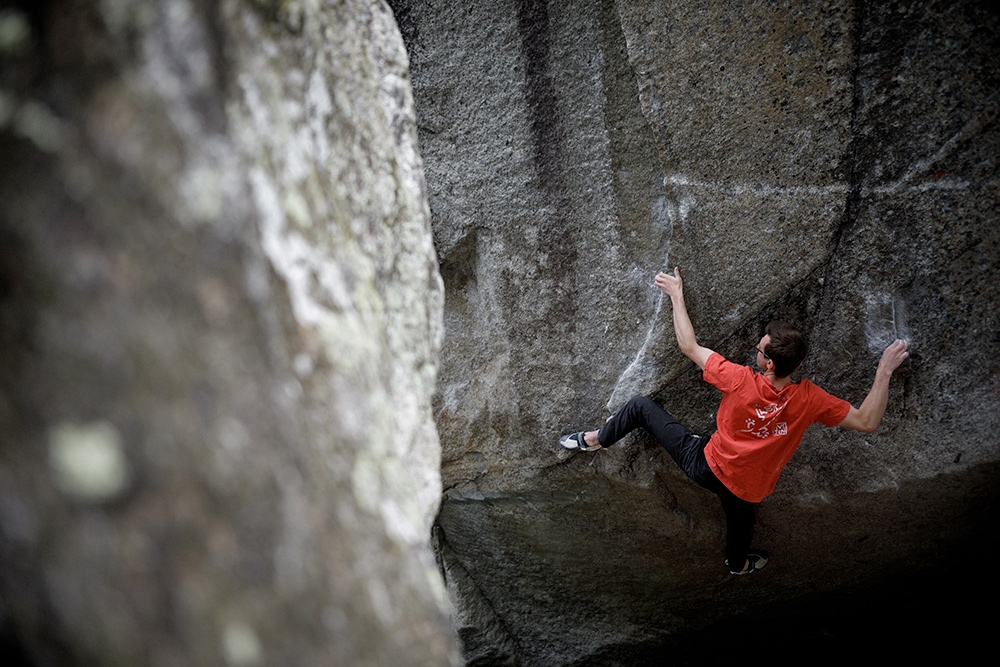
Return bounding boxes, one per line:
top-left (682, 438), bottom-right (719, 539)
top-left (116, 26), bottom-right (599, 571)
top-left (665, 174), bottom-right (848, 197)
top-left (872, 109), bottom-right (994, 194)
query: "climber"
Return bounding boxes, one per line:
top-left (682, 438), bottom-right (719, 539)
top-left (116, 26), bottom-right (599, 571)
top-left (559, 267), bottom-right (910, 575)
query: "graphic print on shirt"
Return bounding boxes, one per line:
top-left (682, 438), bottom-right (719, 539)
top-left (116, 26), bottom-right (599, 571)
top-left (740, 402), bottom-right (788, 439)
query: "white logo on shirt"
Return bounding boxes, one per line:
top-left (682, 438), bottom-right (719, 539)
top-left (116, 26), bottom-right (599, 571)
top-left (754, 403), bottom-right (782, 420)
top-left (739, 404), bottom-right (788, 438)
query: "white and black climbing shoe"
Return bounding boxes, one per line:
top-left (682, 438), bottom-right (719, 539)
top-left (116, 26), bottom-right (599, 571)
top-left (559, 432), bottom-right (600, 452)
top-left (728, 550), bottom-right (770, 576)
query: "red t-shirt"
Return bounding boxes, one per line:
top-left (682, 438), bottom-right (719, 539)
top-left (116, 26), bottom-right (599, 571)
top-left (702, 352), bottom-right (851, 502)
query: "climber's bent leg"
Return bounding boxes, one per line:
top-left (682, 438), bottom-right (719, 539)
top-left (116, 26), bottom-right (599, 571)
top-left (597, 396), bottom-right (706, 477)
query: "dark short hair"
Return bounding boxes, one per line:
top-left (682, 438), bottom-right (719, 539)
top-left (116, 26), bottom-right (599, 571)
top-left (764, 321), bottom-right (808, 378)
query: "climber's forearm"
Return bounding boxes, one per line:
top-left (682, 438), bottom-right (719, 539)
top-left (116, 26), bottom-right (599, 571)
top-left (655, 268), bottom-right (714, 369)
top-left (669, 293), bottom-right (713, 370)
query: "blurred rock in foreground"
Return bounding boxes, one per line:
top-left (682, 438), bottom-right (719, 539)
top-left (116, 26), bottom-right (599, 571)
top-left (1, 1), bottom-right (459, 665)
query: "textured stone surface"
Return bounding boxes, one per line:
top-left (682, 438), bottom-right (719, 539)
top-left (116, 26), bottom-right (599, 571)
top-left (393, 0), bottom-right (1000, 665)
top-left (1, 1), bottom-right (458, 666)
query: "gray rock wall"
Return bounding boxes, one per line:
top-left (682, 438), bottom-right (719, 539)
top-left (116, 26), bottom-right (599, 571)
top-left (1, 1), bottom-right (459, 665)
top-left (393, 0), bottom-right (1000, 665)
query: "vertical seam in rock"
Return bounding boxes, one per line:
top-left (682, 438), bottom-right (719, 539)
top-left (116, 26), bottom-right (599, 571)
top-left (512, 0), bottom-right (583, 417)
top-left (517, 0), bottom-right (563, 199)
top-left (833, 0), bottom-right (867, 269)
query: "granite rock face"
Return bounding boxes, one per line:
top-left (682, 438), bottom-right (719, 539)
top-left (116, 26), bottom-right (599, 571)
top-left (1, 1), bottom-right (459, 666)
top-left (392, 0), bottom-right (1000, 665)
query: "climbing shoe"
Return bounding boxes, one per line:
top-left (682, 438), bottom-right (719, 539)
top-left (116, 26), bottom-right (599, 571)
top-left (728, 550), bottom-right (770, 575)
top-left (559, 432), bottom-right (600, 452)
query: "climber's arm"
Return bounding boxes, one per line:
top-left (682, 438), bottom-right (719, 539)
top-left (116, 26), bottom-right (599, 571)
top-left (655, 268), bottom-right (714, 370)
top-left (837, 339), bottom-right (909, 433)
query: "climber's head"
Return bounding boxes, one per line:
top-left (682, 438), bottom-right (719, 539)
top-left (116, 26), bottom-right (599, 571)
top-left (758, 321), bottom-right (808, 378)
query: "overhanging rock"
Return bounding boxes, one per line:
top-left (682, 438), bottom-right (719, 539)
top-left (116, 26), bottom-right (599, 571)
top-left (391, 0), bottom-right (1000, 664)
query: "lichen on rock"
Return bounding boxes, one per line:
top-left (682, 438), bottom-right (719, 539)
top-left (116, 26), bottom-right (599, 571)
top-left (0, 1), bottom-right (459, 665)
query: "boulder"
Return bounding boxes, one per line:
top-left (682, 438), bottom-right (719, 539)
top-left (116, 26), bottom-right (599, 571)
top-left (392, 0), bottom-right (1000, 664)
top-left (0, 1), bottom-right (459, 665)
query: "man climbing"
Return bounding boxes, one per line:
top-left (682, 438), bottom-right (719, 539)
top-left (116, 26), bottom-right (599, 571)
top-left (559, 267), bottom-right (910, 575)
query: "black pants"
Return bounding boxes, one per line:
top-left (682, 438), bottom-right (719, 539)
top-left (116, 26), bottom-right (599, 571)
top-left (597, 396), bottom-right (756, 571)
